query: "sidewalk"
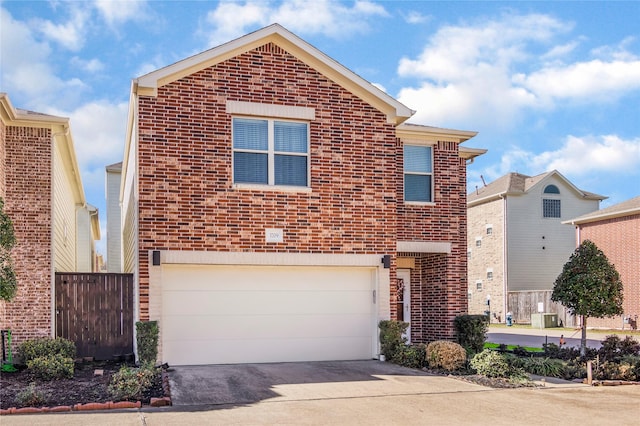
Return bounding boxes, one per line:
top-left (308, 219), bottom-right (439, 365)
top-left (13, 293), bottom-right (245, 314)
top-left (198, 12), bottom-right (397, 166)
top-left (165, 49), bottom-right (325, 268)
top-left (488, 325), bottom-right (639, 340)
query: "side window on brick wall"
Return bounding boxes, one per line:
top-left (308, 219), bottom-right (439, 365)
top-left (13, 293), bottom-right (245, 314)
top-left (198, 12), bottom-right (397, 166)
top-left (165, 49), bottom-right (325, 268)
top-left (403, 144), bottom-right (433, 203)
top-left (233, 117), bottom-right (309, 187)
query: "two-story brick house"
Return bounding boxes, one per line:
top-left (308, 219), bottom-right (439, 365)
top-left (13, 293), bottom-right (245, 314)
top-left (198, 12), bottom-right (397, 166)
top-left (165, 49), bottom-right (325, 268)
top-left (467, 170), bottom-right (605, 326)
top-left (121, 24), bottom-right (484, 365)
top-left (0, 93), bottom-right (99, 347)
top-left (564, 196), bottom-right (640, 330)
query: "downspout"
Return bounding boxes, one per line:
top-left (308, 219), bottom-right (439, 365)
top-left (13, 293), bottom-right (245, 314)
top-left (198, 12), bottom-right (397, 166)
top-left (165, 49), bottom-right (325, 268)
top-left (500, 194), bottom-right (508, 323)
top-left (50, 126), bottom-right (70, 338)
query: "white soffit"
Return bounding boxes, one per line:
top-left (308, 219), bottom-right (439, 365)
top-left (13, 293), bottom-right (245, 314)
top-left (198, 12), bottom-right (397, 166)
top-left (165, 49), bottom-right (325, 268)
top-left (397, 241), bottom-right (452, 254)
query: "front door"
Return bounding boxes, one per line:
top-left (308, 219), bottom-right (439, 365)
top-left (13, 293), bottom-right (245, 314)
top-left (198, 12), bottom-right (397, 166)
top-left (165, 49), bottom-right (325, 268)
top-left (397, 269), bottom-right (411, 343)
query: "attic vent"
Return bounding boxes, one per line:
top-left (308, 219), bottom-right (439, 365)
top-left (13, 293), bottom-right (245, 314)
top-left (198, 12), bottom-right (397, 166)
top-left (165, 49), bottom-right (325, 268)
top-left (256, 42), bottom-right (285, 55)
top-left (437, 140), bottom-right (457, 151)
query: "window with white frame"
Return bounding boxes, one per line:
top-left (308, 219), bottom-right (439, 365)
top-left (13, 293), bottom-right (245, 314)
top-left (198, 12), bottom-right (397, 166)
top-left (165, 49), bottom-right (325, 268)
top-left (486, 224), bottom-right (493, 235)
top-left (475, 237), bottom-right (482, 248)
top-left (233, 117), bottom-right (309, 187)
top-left (403, 145), bottom-right (433, 202)
top-left (476, 280), bottom-right (483, 290)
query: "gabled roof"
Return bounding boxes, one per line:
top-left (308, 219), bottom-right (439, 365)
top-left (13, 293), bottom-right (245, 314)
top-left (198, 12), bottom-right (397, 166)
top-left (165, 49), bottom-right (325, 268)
top-left (564, 195), bottom-right (640, 225)
top-left (134, 23), bottom-right (414, 125)
top-left (0, 93), bottom-right (86, 206)
top-left (468, 170), bottom-right (606, 207)
top-left (396, 123), bottom-right (484, 161)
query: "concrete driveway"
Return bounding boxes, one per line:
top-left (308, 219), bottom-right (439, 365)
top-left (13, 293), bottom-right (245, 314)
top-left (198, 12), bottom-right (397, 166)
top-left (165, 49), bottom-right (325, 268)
top-left (4, 361), bottom-right (640, 425)
top-left (167, 360), bottom-right (483, 407)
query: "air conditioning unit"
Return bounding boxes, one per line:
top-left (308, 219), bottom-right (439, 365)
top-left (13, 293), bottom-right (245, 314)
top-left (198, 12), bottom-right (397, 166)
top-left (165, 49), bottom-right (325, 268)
top-left (531, 313), bottom-right (558, 328)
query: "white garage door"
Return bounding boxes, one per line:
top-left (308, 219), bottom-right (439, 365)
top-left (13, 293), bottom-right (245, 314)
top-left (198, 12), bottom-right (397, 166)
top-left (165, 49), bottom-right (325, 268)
top-left (161, 264), bottom-right (376, 365)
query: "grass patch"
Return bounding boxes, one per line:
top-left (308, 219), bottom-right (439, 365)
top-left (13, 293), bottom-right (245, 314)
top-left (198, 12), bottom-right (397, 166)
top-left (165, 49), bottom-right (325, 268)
top-left (484, 342), bottom-right (544, 353)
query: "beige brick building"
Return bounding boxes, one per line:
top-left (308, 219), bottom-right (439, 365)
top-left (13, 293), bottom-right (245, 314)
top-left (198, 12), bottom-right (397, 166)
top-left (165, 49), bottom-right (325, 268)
top-left (467, 171), bottom-right (604, 325)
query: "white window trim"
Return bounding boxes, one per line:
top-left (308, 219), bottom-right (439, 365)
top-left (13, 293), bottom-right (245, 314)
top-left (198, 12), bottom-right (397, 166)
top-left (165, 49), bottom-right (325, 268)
top-left (403, 143), bottom-right (435, 204)
top-left (232, 116), bottom-right (310, 189)
top-left (486, 224), bottom-right (493, 235)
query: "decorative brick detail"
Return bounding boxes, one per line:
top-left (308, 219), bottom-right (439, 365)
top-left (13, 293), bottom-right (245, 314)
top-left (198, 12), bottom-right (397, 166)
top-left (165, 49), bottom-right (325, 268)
top-left (0, 126), bottom-right (52, 347)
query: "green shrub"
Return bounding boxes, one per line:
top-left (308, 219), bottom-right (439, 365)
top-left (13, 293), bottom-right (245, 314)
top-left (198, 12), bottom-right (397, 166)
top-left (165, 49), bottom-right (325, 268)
top-left (393, 344), bottom-right (427, 369)
top-left (16, 383), bottom-right (46, 407)
top-left (595, 355), bottom-right (640, 381)
top-left (598, 335), bottom-right (640, 362)
top-left (108, 365), bottom-right (158, 401)
top-left (136, 321), bottom-right (159, 366)
top-left (426, 340), bottom-right (467, 371)
top-left (26, 354), bottom-right (74, 380)
top-left (518, 357), bottom-right (566, 378)
top-left (471, 349), bottom-right (523, 378)
top-left (454, 315), bottom-right (488, 354)
top-left (378, 320), bottom-right (408, 361)
top-left (17, 337), bottom-right (76, 363)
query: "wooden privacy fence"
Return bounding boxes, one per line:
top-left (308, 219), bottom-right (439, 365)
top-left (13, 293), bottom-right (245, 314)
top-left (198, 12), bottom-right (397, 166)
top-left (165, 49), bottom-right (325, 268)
top-left (507, 290), bottom-right (576, 328)
top-left (55, 273), bottom-right (134, 360)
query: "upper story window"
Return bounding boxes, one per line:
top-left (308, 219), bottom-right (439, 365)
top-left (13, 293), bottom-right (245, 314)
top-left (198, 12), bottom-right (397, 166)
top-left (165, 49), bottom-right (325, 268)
top-left (544, 184), bottom-right (560, 194)
top-left (543, 199), bottom-right (561, 218)
top-left (486, 224), bottom-right (493, 235)
top-left (233, 117), bottom-right (309, 187)
top-left (475, 237), bottom-right (482, 248)
top-left (404, 145), bottom-right (433, 203)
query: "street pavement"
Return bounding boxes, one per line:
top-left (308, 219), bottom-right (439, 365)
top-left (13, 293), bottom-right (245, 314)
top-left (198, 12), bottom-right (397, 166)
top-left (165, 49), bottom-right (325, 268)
top-left (3, 358), bottom-right (640, 425)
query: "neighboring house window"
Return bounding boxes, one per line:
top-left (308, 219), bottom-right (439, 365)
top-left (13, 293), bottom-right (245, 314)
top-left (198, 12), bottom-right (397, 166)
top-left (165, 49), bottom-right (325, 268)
top-left (468, 291), bottom-right (472, 301)
top-left (486, 224), bottom-right (493, 235)
top-left (233, 117), bottom-right (309, 187)
top-left (486, 270), bottom-right (493, 280)
top-left (467, 250), bottom-right (472, 259)
top-left (404, 145), bottom-right (433, 202)
top-left (476, 281), bottom-right (483, 290)
top-left (475, 237), bottom-right (482, 248)
top-left (544, 184), bottom-right (560, 194)
top-left (543, 199), bottom-right (561, 218)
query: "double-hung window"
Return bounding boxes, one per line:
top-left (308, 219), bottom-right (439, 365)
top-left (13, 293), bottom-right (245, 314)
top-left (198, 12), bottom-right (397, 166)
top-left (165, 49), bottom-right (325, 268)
top-left (404, 145), bottom-right (433, 202)
top-left (233, 117), bottom-right (309, 187)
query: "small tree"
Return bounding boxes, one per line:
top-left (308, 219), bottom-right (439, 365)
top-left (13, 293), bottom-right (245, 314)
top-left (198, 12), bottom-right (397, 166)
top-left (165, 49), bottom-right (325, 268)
top-left (551, 240), bottom-right (623, 356)
top-left (0, 197), bottom-right (18, 301)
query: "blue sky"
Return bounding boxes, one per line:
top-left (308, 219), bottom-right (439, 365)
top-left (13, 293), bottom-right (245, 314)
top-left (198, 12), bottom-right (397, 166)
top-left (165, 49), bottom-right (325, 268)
top-left (2, 1), bottom-right (639, 258)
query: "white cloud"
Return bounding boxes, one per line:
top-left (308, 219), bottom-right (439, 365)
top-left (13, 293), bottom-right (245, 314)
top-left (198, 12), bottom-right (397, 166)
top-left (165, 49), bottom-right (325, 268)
top-left (71, 57), bottom-right (105, 73)
top-left (529, 134), bottom-right (640, 176)
top-left (203, 0), bottom-right (388, 47)
top-left (402, 11), bottom-right (430, 25)
top-left (0, 7), bottom-right (86, 105)
top-left (32, 4), bottom-right (90, 51)
top-left (517, 59), bottom-right (640, 103)
top-left (94, 0), bottom-right (147, 25)
top-left (395, 13), bottom-right (640, 129)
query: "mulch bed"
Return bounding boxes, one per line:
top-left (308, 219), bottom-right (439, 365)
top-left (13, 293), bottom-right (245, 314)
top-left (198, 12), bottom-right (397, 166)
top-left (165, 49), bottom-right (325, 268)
top-left (0, 360), bottom-right (166, 411)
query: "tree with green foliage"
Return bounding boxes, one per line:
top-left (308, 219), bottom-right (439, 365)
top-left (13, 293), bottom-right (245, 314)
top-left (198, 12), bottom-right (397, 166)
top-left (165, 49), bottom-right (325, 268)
top-left (0, 197), bottom-right (18, 301)
top-left (551, 240), bottom-right (623, 356)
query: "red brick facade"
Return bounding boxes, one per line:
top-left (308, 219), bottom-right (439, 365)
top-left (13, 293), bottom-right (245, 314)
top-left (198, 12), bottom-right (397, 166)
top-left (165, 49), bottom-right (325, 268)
top-left (0, 126), bottom-right (53, 345)
top-left (136, 42), bottom-right (469, 342)
top-left (579, 215), bottom-right (640, 329)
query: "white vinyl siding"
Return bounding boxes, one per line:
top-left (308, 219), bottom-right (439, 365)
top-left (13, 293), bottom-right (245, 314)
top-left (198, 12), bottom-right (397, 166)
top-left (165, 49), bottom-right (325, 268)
top-left (106, 167), bottom-right (122, 272)
top-left (506, 178), bottom-right (600, 292)
top-left (52, 142), bottom-right (77, 272)
top-left (75, 206), bottom-right (92, 272)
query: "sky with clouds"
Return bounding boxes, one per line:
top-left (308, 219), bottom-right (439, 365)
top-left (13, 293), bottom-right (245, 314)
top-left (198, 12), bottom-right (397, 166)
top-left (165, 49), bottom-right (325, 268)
top-left (1, 0), bottom-right (639, 258)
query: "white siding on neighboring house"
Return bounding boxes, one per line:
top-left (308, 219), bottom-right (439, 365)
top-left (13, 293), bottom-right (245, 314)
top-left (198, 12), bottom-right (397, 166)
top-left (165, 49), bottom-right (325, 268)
top-left (52, 141), bottom-right (77, 272)
top-left (121, 125), bottom-right (138, 275)
top-left (76, 206), bottom-right (91, 272)
top-left (106, 163), bottom-right (122, 272)
top-left (506, 176), bottom-right (600, 292)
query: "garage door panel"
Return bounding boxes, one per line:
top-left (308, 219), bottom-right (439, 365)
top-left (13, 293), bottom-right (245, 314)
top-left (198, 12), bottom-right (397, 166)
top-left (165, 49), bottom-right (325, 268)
top-left (161, 265), bottom-right (376, 365)
top-left (163, 289), bottom-right (372, 316)
top-left (162, 336), bottom-right (373, 365)
top-left (163, 313), bottom-right (373, 341)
